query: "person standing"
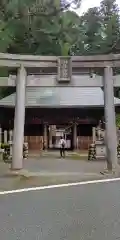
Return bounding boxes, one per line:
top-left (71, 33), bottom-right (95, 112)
top-left (59, 136), bottom-right (66, 158)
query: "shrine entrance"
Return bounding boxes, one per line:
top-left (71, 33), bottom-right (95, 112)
top-left (0, 53), bottom-right (120, 170)
top-left (48, 125), bottom-right (73, 150)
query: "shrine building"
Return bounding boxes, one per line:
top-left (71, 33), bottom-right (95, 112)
top-left (0, 86), bottom-right (120, 150)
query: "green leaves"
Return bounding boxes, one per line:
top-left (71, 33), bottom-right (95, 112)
top-left (72, 0), bottom-right (120, 56)
top-left (0, 0), bottom-right (82, 56)
top-left (0, 0), bottom-right (120, 58)
top-left (100, 0), bottom-right (120, 54)
top-left (116, 114), bottom-right (120, 127)
top-left (0, 0), bottom-right (119, 57)
top-left (0, 0), bottom-right (120, 99)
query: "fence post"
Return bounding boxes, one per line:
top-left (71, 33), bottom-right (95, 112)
top-left (9, 130), bottom-right (13, 142)
top-left (92, 127), bottom-right (96, 143)
top-left (0, 127), bottom-right (2, 144)
top-left (4, 130), bottom-right (7, 143)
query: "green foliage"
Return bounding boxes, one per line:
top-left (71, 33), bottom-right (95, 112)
top-left (0, 0), bottom-right (120, 98)
top-left (72, 0), bottom-right (120, 56)
top-left (99, 0), bottom-right (120, 54)
top-left (0, 143), bottom-right (28, 161)
top-left (0, 0), bottom-right (119, 56)
top-left (0, 143), bottom-right (10, 149)
top-left (0, 0), bottom-right (82, 97)
top-left (0, 143), bottom-right (11, 162)
top-left (116, 114), bottom-right (120, 127)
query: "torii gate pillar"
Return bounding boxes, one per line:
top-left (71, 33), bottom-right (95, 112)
top-left (104, 66), bottom-right (118, 170)
top-left (11, 65), bottom-right (26, 170)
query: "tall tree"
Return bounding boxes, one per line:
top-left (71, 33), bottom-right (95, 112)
top-left (0, 0), bottom-right (81, 54)
top-left (99, 0), bottom-right (120, 54)
top-left (80, 7), bottom-right (102, 55)
top-left (99, 0), bottom-right (120, 97)
top-left (0, 0), bottom-right (81, 97)
top-left (72, 0), bottom-right (120, 56)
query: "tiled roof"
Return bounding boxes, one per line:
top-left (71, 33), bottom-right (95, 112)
top-left (0, 87), bottom-right (120, 107)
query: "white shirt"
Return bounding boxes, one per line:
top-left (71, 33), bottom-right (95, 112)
top-left (59, 139), bottom-right (66, 148)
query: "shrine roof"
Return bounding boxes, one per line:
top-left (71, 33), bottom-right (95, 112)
top-left (0, 87), bottom-right (120, 107)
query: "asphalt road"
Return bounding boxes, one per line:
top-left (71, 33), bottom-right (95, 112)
top-left (0, 180), bottom-right (120, 240)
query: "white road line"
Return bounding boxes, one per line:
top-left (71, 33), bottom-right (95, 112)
top-left (0, 177), bottom-right (120, 195)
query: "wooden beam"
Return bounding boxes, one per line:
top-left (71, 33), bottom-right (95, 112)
top-left (0, 53), bottom-right (120, 68)
top-left (0, 60), bottom-right (57, 68)
top-left (0, 74), bottom-right (120, 87)
top-left (2, 59), bottom-right (120, 68)
top-left (1, 52), bottom-right (120, 62)
top-left (0, 53), bottom-right (57, 61)
top-left (72, 53), bottom-right (120, 61)
top-left (73, 61), bottom-right (120, 68)
top-left (72, 61), bottom-right (120, 68)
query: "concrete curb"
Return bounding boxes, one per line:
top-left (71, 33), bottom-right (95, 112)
top-left (5, 169), bottom-right (103, 179)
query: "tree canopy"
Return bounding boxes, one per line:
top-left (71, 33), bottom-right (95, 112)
top-left (0, 0), bottom-right (81, 55)
top-left (0, 0), bottom-right (120, 56)
top-left (0, 0), bottom-right (120, 98)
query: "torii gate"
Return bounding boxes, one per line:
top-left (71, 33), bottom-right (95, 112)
top-left (0, 53), bottom-right (120, 170)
